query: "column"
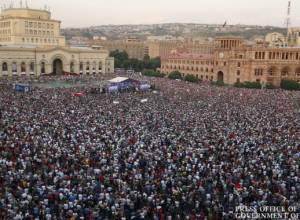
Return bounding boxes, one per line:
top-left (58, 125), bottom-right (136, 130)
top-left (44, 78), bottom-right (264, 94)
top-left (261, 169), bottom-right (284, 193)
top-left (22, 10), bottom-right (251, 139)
top-left (83, 63), bottom-right (86, 75)
top-left (8, 62), bottom-right (12, 77)
top-left (16, 62), bottom-right (21, 76)
top-left (96, 62), bottom-right (99, 75)
top-left (65, 63), bottom-right (70, 73)
top-left (46, 63), bottom-right (51, 74)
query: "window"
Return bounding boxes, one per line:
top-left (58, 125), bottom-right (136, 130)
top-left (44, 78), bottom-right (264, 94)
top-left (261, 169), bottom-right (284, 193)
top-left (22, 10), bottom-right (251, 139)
top-left (92, 62), bottom-right (96, 73)
top-left (41, 62), bottom-right (45, 74)
top-left (21, 62), bottom-right (26, 72)
top-left (86, 62), bottom-right (90, 71)
top-left (254, 69), bottom-right (263, 76)
top-left (237, 70), bottom-right (240, 76)
top-left (268, 67), bottom-right (276, 76)
top-left (2, 62), bottom-right (7, 71)
top-left (237, 62), bottom-right (241, 67)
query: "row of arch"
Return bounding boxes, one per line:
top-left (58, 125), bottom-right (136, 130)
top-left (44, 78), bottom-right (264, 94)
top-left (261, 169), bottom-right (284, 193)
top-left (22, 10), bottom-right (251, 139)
top-left (0, 61), bottom-right (104, 75)
top-left (267, 66), bottom-right (300, 77)
top-left (163, 65), bottom-right (213, 73)
top-left (1, 62), bottom-right (35, 73)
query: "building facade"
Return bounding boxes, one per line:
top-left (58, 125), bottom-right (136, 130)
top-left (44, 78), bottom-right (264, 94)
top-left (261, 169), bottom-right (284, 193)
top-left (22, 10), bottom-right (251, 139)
top-left (0, 7), bottom-right (114, 77)
top-left (265, 32), bottom-right (287, 48)
top-left (92, 38), bottom-right (148, 60)
top-left (161, 37), bottom-right (300, 86)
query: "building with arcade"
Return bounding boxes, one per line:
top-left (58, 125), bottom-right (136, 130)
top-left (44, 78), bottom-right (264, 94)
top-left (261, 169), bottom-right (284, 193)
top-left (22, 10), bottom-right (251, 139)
top-left (161, 37), bottom-right (300, 86)
top-left (0, 6), bottom-right (114, 77)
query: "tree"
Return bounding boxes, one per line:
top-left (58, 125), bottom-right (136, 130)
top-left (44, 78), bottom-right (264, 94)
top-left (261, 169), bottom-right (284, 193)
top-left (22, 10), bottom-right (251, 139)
top-left (143, 70), bottom-right (165, 78)
top-left (150, 57), bottom-right (161, 70)
top-left (109, 50), bottom-right (160, 72)
top-left (265, 82), bottom-right (276, 89)
top-left (168, 71), bottom-right (183, 80)
top-left (233, 81), bottom-right (262, 89)
top-left (214, 80), bottom-right (225, 86)
top-left (280, 79), bottom-right (300, 90)
top-left (109, 50), bottom-right (129, 68)
top-left (184, 74), bottom-right (199, 83)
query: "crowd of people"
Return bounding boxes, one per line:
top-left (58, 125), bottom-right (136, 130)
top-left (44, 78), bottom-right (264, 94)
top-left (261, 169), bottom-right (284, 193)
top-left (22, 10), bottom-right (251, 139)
top-left (0, 76), bottom-right (299, 219)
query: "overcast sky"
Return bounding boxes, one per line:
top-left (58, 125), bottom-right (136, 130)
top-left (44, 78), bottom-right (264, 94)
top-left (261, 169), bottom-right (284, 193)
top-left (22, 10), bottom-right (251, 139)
top-left (2, 0), bottom-right (300, 28)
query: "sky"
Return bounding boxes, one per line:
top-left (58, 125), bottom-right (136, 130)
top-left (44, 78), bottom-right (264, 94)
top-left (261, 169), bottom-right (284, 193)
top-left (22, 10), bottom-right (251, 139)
top-left (1, 0), bottom-right (300, 28)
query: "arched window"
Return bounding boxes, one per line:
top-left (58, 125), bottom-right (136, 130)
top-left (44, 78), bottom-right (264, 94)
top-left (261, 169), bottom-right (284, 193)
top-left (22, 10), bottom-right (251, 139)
top-left (86, 62), bottom-right (90, 71)
top-left (80, 62), bottom-right (83, 71)
top-left (2, 62), bottom-right (7, 71)
top-left (21, 62), bottom-right (26, 72)
top-left (295, 67), bottom-right (300, 77)
top-left (281, 67), bottom-right (290, 77)
top-left (41, 62), bottom-right (45, 74)
top-left (98, 62), bottom-right (102, 71)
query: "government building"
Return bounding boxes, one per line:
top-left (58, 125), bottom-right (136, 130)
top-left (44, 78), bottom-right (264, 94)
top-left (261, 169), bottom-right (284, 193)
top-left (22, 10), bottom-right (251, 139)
top-left (161, 36), bottom-right (300, 86)
top-left (0, 6), bottom-right (114, 77)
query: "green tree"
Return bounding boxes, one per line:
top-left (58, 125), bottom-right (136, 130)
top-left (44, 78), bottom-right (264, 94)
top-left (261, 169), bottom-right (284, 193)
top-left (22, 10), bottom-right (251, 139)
top-left (109, 50), bottom-right (129, 68)
top-left (150, 57), bottom-right (161, 70)
top-left (184, 74), bottom-right (199, 83)
top-left (280, 79), bottom-right (300, 90)
top-left (265, 82), bottom-right (276, 89)
top-left (234, 81), bottom-right (261, 89)
top-left (168, 71), bottom-right (183, 80)
top-left (109, 50), bottom-right (160, 72)
top-left (213, 80), bottom-right (225, 86)
top-left (143, 70), bottom-right (165, 78)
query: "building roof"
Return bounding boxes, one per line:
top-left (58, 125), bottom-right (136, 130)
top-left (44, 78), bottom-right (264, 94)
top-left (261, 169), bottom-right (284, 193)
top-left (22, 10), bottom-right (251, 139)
top-left (162, 53), bottom-right (213, 60)
top-left (108, 77), bottom-right (129, 83)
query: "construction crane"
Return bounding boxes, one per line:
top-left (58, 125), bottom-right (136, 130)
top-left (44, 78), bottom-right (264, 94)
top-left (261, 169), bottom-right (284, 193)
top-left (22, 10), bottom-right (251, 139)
top-left (286, 0), bottom-right (292, 37)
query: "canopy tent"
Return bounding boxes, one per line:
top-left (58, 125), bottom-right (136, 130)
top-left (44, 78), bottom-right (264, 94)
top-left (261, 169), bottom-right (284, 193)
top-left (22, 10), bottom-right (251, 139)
top-left (108, 77), bottom-right (129, 84)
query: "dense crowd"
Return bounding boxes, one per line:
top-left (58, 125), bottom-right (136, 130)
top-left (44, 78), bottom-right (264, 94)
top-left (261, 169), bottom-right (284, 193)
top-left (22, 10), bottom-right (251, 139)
top-left (0, 77), bottom-right (299, 219)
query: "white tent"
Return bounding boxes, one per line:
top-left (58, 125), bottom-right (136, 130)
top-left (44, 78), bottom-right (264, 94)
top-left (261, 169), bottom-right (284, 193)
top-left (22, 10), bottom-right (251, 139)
top-left (108, 77), bottom-right (129, 83)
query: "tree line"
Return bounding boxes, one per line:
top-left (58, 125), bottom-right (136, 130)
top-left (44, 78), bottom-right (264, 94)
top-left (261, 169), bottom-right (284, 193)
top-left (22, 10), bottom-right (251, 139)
top-left (109, 50), bottom-right (161, 72)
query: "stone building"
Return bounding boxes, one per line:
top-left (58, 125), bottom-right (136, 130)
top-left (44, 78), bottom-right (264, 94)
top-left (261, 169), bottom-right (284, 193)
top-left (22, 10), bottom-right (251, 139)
top-left (92, 38), bottom-right (148, 60)
top-left (265, 32), bottom-right (287, 48)
top-left (161, 36), bottom-right (300, 86)
top-left (0, 7), bottom-right (114, 77)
